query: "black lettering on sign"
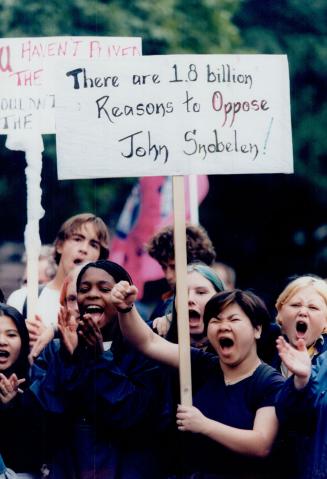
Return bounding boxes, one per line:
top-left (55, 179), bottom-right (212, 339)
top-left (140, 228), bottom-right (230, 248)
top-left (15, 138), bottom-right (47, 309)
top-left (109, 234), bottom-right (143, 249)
top-left (132, 73), bottom-right (160, 85)
top-left (66, 68), bottom-right (119, 89)
top-left (119, 130), bottom-right (169, 163)
top-left (183, 129), bottom-right (259, 161)
top-left (207, 64), bottom-right (253, 89)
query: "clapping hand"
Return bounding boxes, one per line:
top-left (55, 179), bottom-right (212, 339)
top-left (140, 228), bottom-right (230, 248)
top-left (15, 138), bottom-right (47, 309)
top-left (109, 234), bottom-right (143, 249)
top-left (0, 373), bottom-right (25, 404)
top-left (276, 336), bottom-right (311, 390)
top-left (78, 314), bottom-right (104, 354)
top-left (27, 314), bottom-right (55, 363)
top-left (57, 306), bottom-right (79, 355)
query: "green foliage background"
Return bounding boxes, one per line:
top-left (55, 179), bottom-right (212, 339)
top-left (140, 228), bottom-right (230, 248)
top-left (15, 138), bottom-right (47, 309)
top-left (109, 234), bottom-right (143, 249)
top-left (0, 0), bottom-right (243, 235)
top-left (0, 0), bottom-right (326, 299)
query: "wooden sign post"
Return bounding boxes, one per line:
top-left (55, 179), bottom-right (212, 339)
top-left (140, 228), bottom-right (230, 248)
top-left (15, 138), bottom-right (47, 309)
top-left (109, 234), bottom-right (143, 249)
top-left (173, 175), bottom-right (193, 405)
top-left (54, 53), bottom-right (293, 404)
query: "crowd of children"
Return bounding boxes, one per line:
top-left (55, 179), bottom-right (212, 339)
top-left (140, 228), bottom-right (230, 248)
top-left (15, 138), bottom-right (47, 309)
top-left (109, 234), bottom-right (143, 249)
top-left (1, 212), bottom-right (327, 479)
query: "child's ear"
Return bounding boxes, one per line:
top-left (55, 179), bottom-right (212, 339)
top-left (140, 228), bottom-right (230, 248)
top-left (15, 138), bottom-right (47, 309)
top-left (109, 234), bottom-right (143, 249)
top-left (322, 320), bottom-right (327, 334)
top-left (276, 314), bottom-right (283, 326)
top-left (254, 325), bottom-right (262, 340)
top-left (55, 240), bottom-right (64, 255)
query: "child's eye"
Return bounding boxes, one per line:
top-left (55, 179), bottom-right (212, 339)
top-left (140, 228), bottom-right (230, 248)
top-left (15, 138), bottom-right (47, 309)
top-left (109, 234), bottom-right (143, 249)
top-left (66, 295), bottom-right (77, 303)
top-left (78, 287), bottom-right (89, 293)
top-left (209, 318), bottom-right (219, 324)
top-left (196, 289), bottom-right (209, 295)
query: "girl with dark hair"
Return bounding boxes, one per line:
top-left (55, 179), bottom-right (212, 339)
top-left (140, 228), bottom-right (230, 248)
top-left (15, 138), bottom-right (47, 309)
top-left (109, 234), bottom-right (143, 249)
top-left (30, 260), bottom-right (173, 479)
top-left (0, 304), bottom-right (30, 381)
top-left (0, 303), bottom-right (46, 478)
top-left (112, 285), bottom-right (286, 478)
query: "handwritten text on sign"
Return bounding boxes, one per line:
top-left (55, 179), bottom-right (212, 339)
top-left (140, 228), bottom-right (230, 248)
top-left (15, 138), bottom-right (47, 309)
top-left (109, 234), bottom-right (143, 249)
top-left (55, 55), bottom-right (293, 178)
top-left (0, 36), bottom-right (141, 134)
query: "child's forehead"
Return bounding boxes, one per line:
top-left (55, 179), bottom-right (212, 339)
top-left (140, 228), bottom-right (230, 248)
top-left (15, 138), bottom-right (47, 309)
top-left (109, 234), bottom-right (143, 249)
top-left (79, 267), bottom-right (115, 283)
top-left (0, 315), bottom-right (18, 330)
top-left (70, 222), bottom-right (99, 238)
top-left (289, 286), bottom-right (324, 302)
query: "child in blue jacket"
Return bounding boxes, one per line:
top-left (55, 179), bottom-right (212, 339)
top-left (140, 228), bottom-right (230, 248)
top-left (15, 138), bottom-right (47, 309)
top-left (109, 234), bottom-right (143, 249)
top-left (30, 260), bottom-right (173, 479)
top-left (276, 336), bottom-right (327, 479)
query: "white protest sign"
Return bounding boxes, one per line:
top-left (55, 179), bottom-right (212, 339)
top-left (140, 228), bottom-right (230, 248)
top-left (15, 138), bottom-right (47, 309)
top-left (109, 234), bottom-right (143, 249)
top-left (0, 36), bottom-right (141, 133)
top-left (55, 54), bottom-right (293, 178)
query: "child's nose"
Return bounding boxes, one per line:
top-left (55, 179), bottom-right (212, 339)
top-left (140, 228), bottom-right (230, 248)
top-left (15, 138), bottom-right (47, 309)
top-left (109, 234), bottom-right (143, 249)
top-left (0, 334), bottom-right (8, 344)
top-left (86, 286), bottom-right (100, 298)
top-left (188, 292), bottom-right (196, 305)
top-left (78, 241), bottom-right (88, 254)
top-left (218, 320), bottom-right (231, 331)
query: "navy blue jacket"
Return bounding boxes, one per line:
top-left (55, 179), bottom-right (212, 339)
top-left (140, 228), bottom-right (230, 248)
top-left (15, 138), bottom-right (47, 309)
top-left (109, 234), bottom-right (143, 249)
top-left (30, 337), bottom-right (174, 479)
top-left (276, 351), bottom-right (327, 479)
top-left (0, 386), bottom-right (48, 475)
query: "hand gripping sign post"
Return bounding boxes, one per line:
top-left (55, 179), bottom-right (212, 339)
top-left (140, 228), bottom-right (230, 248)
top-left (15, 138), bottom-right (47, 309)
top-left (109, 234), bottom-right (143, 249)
top-left (55, 54), bottom-right (293, 405)
top-left (0, 36), bottom-right (141, 322)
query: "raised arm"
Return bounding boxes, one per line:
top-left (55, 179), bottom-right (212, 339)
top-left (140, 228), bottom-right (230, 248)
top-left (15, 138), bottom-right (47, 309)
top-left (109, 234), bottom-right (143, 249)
top-left (111, 281), bottom-right (179, 368)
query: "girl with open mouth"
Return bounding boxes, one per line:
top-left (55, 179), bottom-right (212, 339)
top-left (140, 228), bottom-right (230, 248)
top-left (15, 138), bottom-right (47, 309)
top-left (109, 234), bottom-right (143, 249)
top-left (271, 276), bottom-right (327, 479)
top-left (0, 303), bottom-right (47, 478)
top-left (276, 336), bottom-right (327, 479)
top-left (29, 260), bottom-right (173, 479)
top-left (153, 263), bottom-right (225, 351)
top-left (112, 283), bottom-right (286, 478)
top-left (274, 275), bottom-right (327, 377)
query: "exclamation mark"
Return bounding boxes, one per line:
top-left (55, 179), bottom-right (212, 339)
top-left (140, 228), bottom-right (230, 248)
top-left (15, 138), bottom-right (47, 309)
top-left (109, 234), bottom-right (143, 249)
top-left (263, 117), bottom-right (274, 155)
